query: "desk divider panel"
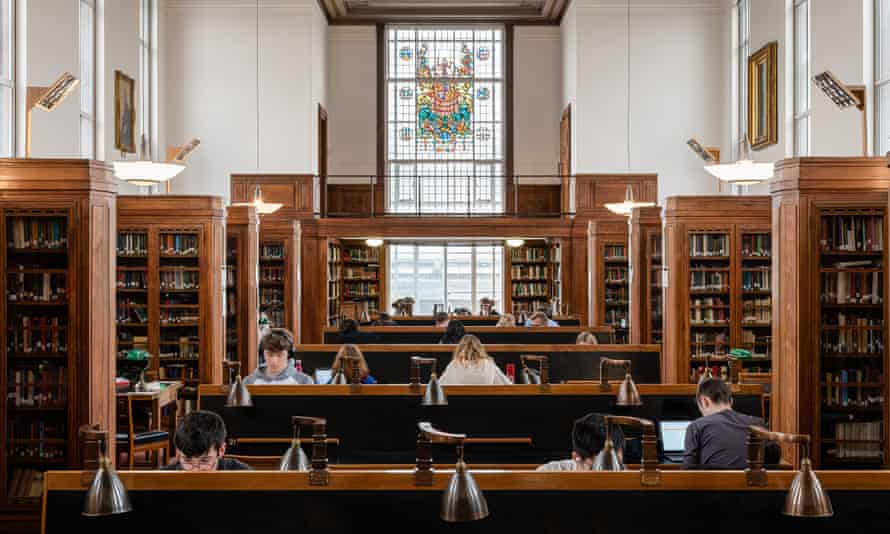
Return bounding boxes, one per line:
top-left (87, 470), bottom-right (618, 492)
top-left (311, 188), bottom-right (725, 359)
top-left (322, 326), bottom-right (612, 345)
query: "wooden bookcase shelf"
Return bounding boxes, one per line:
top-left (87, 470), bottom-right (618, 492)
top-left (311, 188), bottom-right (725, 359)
top-left (258, 220), bottom-right (301, 341)
top-left (226, 206), bottom-right (259, 374)
top-left (0, 159), bottom-right (116, 514)
top-left (117, 196), bottom-right (226, 401)
top-left (629, 206), bottom-right (662, 345)
top-left (662, 196), bottom-right (772, 384)
top-left (327, 240), bottom-right (342, 327)
top-left (508, 240), bottom-right (561, 316)
top-left (590, 221), bottom-right (629, 343)
top-left (337, 240), bottom-right (384, 322)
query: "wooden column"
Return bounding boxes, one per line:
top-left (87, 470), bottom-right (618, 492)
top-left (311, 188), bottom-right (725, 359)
top-left (227, 206), bottom-right (259, 373)
top-left (771, 157), bottom-right (890, 467)
top-left (300, 222), bottom-right (327, 344)
top-left (629, 206), bottom-right (662, 345)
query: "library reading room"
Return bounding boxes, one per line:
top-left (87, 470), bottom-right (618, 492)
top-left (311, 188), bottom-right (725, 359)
top-left (3, 0), bottom-right (890, 532)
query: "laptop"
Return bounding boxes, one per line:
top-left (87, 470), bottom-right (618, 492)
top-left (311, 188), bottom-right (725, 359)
top-left (659, 420), bottom-right (692, 463)
top-left (314, 368), bottom-right (333, 385)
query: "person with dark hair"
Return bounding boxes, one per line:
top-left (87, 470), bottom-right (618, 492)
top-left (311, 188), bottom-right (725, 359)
top-left (439, 319), bottom-right (466, 344)
top-left (683, 378), bottom-right (779, 469)
top-left (245, 328), bottom-right (313, 385)
top-left (371, 313), bottom-right (396, 326)
top-left (340, 318), bottom-right (361, 343)
top-left (331, 344), bottom-right (377, 384)
top-left (160, 411), bottom-right (250, 471)
top-left (537, 413), bottom-right (625, 471)
top-left (434, 312), bottom-right (450, 328)
top-left (525, 309), bottom-right (559, 327)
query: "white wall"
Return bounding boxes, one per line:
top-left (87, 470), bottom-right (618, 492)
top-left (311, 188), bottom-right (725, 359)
top-left (514, 26), bottom-right (561, 177)
top-left (161, 0), bottom-right (327, 201)
top-left (103, 0), bottom-right (140, 169)
top-left (327, 26), bottom-right (376, 177)
top-left (561, 1), bottom-right (577, 175)
top-left (26, 0), bottom-right (79, 158)
top-left (748, 0), bottom-right (788, 171)
top-left (564, 0), bottom-right (730, 202)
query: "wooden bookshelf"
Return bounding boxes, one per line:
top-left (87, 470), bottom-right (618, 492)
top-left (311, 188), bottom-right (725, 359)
top-left (327, 239), bottom-right (342, 327)
top-left (339, 241), bottom-right (384, 321)
top-left (662, 196), bottom-right (771, 384)
top-left (549, 241), bottom-right (562, 315)
top-left (509, 240), bottom-right (554, 316)
top-left (629, 206), bottom-right (662, 345)
top-left (771, 157), bottom-right (890, 469)
top-left (590, 221), bottom-right (629, 343)
top-left (117, 196), bottom-right (226, 400)
top-left (0, 159), bottom-right (116, 514)
top-left (258, 220), bottom-right (301, 341)
top-left (226, 206), bottom-right (259, 374)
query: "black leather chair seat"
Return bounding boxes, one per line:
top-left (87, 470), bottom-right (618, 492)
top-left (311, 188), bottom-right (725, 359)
top-left (116, 430), bottom-right (169, 446)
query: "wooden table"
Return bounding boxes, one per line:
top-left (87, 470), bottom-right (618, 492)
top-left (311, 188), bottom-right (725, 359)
top-left (118, 381), bottom-right (183, 452)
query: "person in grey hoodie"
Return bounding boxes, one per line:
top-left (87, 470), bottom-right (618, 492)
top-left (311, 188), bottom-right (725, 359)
top-left (244, 328), bottom-right (314, 385)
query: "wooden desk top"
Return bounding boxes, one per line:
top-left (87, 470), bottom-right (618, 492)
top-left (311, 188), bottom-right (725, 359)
top-left (118, 381), bottom-right (182, 404)
top-left (322, 326), bottom-right (610, 334)
top-left (293, 344), bottom-right (660, 353)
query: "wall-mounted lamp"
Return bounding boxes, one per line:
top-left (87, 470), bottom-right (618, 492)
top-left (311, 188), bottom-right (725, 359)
top-left (594, 416), bottom-right (660, 486)
top-left (415, 422), bottom-right (489, 522)
top-left (599, 358), bottom-right (642, 406)
top-left (26, 72), bottom-right (80, 158)
top-left (813, 70), bottom-right (867, 156)
top-left (520, 355), bottom-right (549, 386)
top-left (746, 426), bottom-right (833, 518)
top-left (280, 416), bottom-right (318, 471)
top-left (604, 185), bottom-right (655, 216)
top-left (410, 356), bottom-right (448, 406)
top-left (81, 427), bottom-right (132, 517)
top-left (223, 361), bottom-right (253, 408)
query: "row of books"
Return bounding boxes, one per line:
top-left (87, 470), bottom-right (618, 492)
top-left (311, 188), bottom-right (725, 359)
top-left (6, 469), bottom-right (45, 499)
top-left (117, 271), bottom-right (147, 289)
top-left (690, 297), bottom-right (728, 308)
top-left (690, 365), bottom-right (732, 383)
top-left (8, 316), bottom-right (66, 353)
top-left (344, 247), bottom-right (380, 263)
top-left (261, 309), bottom-right (285, 328)
top-left (117, 233), bottom-right (147, 256)
top-left (511, 247), bottom-right (548, 262)
top-left (7, 272), bottom-right (67, 302)
top-left (741, 234), bottom-right (771, 257)
top-left (512, 282), bottom-right (548, 297)
top-left (820, 215), bottom-right (884, 252)
top-left (512, 300), bottom-right (549, 314)
top-left (742, 298), bottom-right (771, 322)
top-left (689, 234), bottom-right (727, 257)
top-left (327, 244), bottom-right (341, 263)
top-left (343, 282), bottom-right (379, 297)
top-left (691, 271), bottom-right (728, 290)
top-left (820, 271), bottom-right (882, 304)
top-left (690, 308), bottom-right (728, 324)
top-left (742, 270), bottom-right (771, 291)
top-left (261, 267), bottom-right (285, 282)
top-left (342, 267), bottom-right (378, 280)
top-left (227, 294), bottom-right (237, 316)
top-left (741, 330), bottom-right (771, 352)
top-left (604, 245), bottom-right (626, 260)
top-left (605, 286), bottom-right (627, 305)
top-left (823, 369), bottom-right (884, 407)
top-left (262, 245), bottom-right (285, 259)
top-left (511, 265), bottom-right (550, 279)
top-left (823, 313), bottom-right (882, 327)
top-left (605, 309), bottom-right (627, 329)
top-left (261, 288), bottom-right (284, 306)
top-left (7, 218), bottom-right (67, 250)
top-left (605, 268), bottom-right (627, 283)
top-left (7, 420), bottom-right (65, 440)
top-left (159, 234), bottom-right (199, 256)
top-left (821, 330), bottom-right (884, 355)
top-left (116, 299), bottom-right (148, 324)
top-left (158, 364), bottom-right (198, 381)
top-left (327, 264), bottom-right (340, 281)
top-left (826, 421), bottom-right (883, 459)
top-left (226, 266), bottom-right (236, 288)
top-left (158, 337), bottom-right (199, 359)
top-left (7, 365), bottom-right (68, 407)
top-left (160, 271), bottom-right (199, 290)
top-left (160, 311), bottom-right (199, 324)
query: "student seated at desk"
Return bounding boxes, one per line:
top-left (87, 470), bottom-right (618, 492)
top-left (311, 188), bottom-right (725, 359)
top-left (331, 344), bottom-right (377, 384)
top-left (537, 413), bottom-right (624, 471)
top-left (439, 319), bottom-right (466, 344)
top-left (495, 313), bottom-right (516, 327)
top-left (434, 312), bottom-right (450, 328)
top-left (160, 411), bottom-right (250, 471)
top-left (576, 331), bottom-right (599, 344)
top-left (439, 335), bottom-right (511, 385)
top-left (245, 329), bottom-right (314, 385)
top-left (525, 311), bottom-right (559, 327)
top-left (684, 378), bottom-right (779, 469)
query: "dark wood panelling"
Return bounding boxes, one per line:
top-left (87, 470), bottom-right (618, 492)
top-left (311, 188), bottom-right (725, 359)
top-left (575, 174), bottom-right (658, 218)
top-left (230, 174), bottom-right (316, 221)
top-left (327, 185), bottom-right (373, 216)
top-left (517, 185), bottom-right (560, 215)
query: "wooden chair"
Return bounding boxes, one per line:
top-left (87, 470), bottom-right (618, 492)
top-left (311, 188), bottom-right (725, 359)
top-left (739, 371), bottom-right (772, 424)
top-left (116, 395), bottom-right (169, 469)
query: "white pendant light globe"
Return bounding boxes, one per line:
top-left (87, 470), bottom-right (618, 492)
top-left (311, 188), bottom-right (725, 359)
top-left (704, 137), bottom-right (774, 186)
top-left (113, 161), bottom-right (185, 187)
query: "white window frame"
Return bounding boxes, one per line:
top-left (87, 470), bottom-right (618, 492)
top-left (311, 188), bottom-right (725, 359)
top-left (793, 0), bottom-right (811, 156)
top-left (138, 0), bottom-right (155, 158)
top-left (737, 0), bottom-right (750, 158)
top-left (876, 0), bottom-right (890, 156)
top-left (0, 0), bottom-right (14, 157)
top-left (79, 0), bottom-right (96, 159)
top-left (387, 243), bottom-right (503, 314)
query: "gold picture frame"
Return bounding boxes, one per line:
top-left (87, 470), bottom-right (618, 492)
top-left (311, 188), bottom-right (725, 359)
top-left (748, 42), bottom-right (778, 150)
top-left (114, 70), bottom-right (136, 153)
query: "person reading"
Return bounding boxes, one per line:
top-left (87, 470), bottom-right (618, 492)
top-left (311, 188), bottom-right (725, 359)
top-left (526, 310), bottom-right (558, 327)
top-left (244, 328), bottom-right (314, 384)
top-left (537, 413), bottom-right (625, 471)
top-left (439, 335), bottom-right (510, 385)
top-left (330, 344), bottom-right (377, 384)
top-left (495, 313), bottom-right (516, 327)
top-left (160, 411), bottom-right (250, 471)
top-left (576, 331), bottom-right (598, 344)
top-left (434, 311), bottom-right (450, 328)
top-left (439, 319), bottom-right (466, 344)
top-left (683, 377), bottom-right (779, 469)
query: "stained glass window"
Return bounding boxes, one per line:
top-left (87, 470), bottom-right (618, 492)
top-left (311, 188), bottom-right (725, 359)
top-left (386, 26), bottom-right (505, 214)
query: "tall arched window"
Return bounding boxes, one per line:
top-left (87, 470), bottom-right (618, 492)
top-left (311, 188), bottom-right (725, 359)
top-left (0, 0), bottom-right (13, 157)
top-left (877, 0), bottom-right (890, 156)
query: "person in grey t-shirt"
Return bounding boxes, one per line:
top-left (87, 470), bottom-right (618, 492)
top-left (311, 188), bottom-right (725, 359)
top-left (537, 413), bottom-right (624, 471)
top-left (683, 378), bottom-right (779, 469)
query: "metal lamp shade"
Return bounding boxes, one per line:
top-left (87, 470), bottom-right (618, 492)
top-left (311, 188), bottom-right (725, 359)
top-left (520, 367), bottom-right (541, 385)
top-left (441, 460), bottom-right (489, 522)
top-left (616, 373), bottom-right (642, 406)
top-left (225, 375), bottom-right (253, 408)
top-left (331, 370), bottom-right (349, 385)
top-left (783, 460), bottom-right (833, 518)
top-left (592, 440), bottom-right (624, 471)
top-left (422, 372), bottom-right (448, 406)
top-left (279, 439), bottom-right (310, 471)
top-left (82, 457), bottom-right (132, 517)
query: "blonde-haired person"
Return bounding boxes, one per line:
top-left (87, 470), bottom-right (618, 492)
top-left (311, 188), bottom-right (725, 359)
top-left (330, 344), bottom-right (377, 384)
top-left (576, 331), bottom-right (599, 345)
top-left (439, 335), bottom-right (511, 385)
top-left (495, 313), bottom-right (516, 327)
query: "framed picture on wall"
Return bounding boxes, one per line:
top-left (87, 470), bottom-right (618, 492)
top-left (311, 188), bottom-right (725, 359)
top-left (747, 41), bottom-right (778, 150)
top-left (114, 70), bottom-right (136, 154)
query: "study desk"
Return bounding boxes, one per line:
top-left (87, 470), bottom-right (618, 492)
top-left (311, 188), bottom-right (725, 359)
top-left (384, 315), bottom-right (581, 327)
top-left (117, 381), bottom-right (182, 451)
top-left (44, 470), bottom-right (887, 533)
top-left (323, 325), bottom-right (613, 345)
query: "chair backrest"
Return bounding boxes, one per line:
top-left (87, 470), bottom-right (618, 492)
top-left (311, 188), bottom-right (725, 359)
top-left (738, 371), bottom-right (771, 393)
